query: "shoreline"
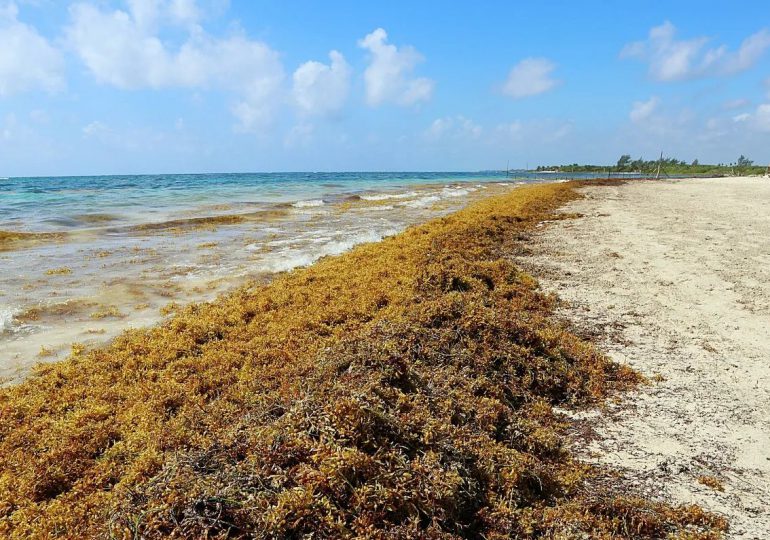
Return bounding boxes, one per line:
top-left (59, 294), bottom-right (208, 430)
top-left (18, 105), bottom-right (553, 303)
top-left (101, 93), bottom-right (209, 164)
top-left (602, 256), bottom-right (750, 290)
top-left (518, 177), bottom-right (770, 538)
top-left (0, 181), bottom-right (725, 538)
top-left (1, 179), bottom-right (521, 381)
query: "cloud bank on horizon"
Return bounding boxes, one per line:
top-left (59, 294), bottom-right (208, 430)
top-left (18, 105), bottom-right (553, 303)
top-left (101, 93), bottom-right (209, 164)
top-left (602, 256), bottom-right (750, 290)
top-left (0, 0), bottom-right (769, 175)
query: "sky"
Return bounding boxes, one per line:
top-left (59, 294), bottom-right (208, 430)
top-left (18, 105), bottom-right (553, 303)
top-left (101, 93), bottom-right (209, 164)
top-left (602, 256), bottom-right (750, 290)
top-left (1, 0), bottom-right (769, 176)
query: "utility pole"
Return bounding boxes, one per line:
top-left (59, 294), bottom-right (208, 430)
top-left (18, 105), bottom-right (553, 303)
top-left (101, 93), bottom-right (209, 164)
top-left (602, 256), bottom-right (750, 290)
top-left (655, 151), bottom-right (663, 180)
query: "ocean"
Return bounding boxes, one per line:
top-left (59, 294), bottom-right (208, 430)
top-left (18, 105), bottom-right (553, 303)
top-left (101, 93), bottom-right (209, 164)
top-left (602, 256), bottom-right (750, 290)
top-left (0, 170), bottom-right (582, 380)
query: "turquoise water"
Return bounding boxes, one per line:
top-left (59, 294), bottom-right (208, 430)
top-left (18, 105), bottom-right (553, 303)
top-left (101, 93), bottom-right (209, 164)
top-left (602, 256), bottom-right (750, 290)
top-left (0, 170), bottom-right (595, 232)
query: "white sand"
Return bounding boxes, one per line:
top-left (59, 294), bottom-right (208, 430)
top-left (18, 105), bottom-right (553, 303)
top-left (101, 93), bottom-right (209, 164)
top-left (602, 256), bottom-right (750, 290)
top-left (522, 177), bottom-right (770, 539)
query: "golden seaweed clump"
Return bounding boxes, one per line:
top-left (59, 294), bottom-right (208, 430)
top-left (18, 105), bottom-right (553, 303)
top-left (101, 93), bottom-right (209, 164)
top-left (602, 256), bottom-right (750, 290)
top-left (698, 475), bottom-right (725, 492)
top-left (0, 182), bottom-right (726, 539)
top-left (45, 267), bottom-right (73, 276)
top-left (0, 230), bottom-right (63, 252)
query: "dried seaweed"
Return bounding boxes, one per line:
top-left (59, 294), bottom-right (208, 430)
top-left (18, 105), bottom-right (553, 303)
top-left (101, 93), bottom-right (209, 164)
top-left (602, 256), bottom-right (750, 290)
top-left (0, 182), bottom-right (725, 538)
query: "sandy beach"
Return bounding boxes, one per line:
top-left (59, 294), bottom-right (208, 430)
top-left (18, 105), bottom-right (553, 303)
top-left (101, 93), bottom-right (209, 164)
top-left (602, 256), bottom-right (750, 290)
top-left (520, 177), bottom-right (770, 538)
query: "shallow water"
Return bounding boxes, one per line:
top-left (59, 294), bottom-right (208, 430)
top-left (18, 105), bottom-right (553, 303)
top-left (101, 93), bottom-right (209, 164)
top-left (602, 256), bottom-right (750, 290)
top-left (0, 171), bottom-right (570, 381)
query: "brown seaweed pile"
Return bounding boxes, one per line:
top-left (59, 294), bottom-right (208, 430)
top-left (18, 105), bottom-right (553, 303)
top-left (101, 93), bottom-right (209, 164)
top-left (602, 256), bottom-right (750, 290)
top-left (0, 182), bottom-right (725, 538)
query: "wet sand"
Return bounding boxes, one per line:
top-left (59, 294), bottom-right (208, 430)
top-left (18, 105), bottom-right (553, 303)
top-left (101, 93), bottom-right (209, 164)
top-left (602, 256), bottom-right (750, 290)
top-left (521, 177), bottom-right (770, 538)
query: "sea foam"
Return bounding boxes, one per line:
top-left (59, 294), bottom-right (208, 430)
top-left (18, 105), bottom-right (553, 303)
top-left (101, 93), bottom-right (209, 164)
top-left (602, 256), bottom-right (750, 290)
top-left (258, 229), bottom-right (397, 273)
top-left (400, 195), bottom-right (441, 208)
top-left (0, 306), bottom-right (18, 334)
top-left (291, 199), bottom-right (325, 208)
top-left (360, 191), bottom-right (418, 201)
top-left (441, 187), bottom-right (471, 197)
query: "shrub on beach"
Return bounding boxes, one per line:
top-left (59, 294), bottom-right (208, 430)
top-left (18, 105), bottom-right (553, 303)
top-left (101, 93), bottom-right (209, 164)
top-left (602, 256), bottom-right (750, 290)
top-left (0, 182), bottom-right (725, 538)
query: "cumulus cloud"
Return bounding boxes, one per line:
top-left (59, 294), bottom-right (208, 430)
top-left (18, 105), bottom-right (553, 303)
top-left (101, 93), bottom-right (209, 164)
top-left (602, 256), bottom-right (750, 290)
top-left (621, 21), bottom-right (770, 81)
top-left (501, 58), bottom-right (559, 99)
top-left (733, 103), bottom-right (770, 133)
top-left (292, 50), bottom-right (351, 117)
top-left (625, 101), bottom-right (698, 142)
top-left (168, 0), bottom-right (203, 26)
top-left (121, 0), bottom-right (205, 30)
top-left (629, 96), bottom-right (660, 123)
top-left (0, 2), bottom-right (65, 96)
top-left (358, 28), bottom-right (434, 107)
top-left (712, 101), bottom-right (770, 133)
top-left (424, 115), bottom-right (482, 141)
top-left (67, 1), bottom-right (284, 131)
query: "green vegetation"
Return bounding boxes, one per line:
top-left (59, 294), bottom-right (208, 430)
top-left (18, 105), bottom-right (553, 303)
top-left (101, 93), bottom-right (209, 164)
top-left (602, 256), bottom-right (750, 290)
top-left (537, 154), bottom-right (767, 176)
top-left (0, 182), bottom-right (725, 538)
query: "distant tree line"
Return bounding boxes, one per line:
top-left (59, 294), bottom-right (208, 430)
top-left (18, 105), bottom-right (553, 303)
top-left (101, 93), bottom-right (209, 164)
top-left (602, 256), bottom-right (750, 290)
top-left (536, 154), bottom-right (765, 176)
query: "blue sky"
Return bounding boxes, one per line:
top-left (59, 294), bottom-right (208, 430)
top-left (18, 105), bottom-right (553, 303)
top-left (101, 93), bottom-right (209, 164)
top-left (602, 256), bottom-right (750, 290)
top-left (1, 0), bottom-right (769, 175)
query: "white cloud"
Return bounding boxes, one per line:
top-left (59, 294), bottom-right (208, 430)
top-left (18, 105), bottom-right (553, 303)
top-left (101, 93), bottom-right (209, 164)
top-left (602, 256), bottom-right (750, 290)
top-left (753, 104), bottom-right (770, 132)
top-left (501, 58), bottom-right (559, 99)
top-left (125, 0), bottom-right (161, 30)
top-left (425, 117), bottom-right (452, 139)
top-left (629, 96), bottom-right (660, 123)
top-left (0, 2), bottom-right (65, 96)
top-left (82, 120), bottom-right (110, 138)
top-left (456, 117), bottom-right (482, 139)
top-left (292, 50), bottom-right (351, 117)
top-left (620, 96), bottom-right (703, 144)
top-left (622, 21), bottom-right (770, 81)
top-left (168, 0), bottom-right (202, 26)
top-left (67, 1), bottom-right (284, 131)
top-left (711, 101), bottom-right (770, 132)
top-left (424, 115), bottom-right (481, 141)
top-left (358, 28), bottom-right (434, 107)
top-left (122, 0), bottom-right (203, 30)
